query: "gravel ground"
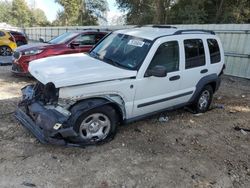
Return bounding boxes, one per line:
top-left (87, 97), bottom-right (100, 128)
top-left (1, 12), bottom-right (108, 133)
top-left (0, 65), bottom-right (250, 188)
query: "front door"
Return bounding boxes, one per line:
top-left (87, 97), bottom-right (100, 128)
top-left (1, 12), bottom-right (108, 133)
top-left (133, 40), bottom-right (185, 117)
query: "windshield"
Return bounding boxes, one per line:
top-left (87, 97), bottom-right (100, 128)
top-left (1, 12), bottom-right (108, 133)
top-left (48, 32), bottom-right (79, 44)
top-left (89, 33), bottom-right (152, 70)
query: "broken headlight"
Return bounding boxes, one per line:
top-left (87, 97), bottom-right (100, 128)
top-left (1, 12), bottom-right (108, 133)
top-left (34, 82), bottom-right (59, 104)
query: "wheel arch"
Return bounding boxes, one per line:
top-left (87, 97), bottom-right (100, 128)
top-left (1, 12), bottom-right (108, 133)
top-left (68, 96), bottom-right (125, 126)
top-left (189, 74), bottom-right (220, 104)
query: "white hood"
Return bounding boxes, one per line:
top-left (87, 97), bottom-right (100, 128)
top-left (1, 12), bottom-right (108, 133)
top-left (29, 53), bottom-right (137, 88)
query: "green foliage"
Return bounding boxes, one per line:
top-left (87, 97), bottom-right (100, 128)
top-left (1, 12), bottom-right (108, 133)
top-left (116, 0), bottom-right (250, 24)
top-left (32, 9), bottom-right (51, 26)
top-left (53, 0), bottom-right (108, 26)
top-left (55, 0), bottom-right (81, 25)
top-left (0, 0), bottom-right (49, 27)
top-left (11, 0), bottom-right (32, 27)
top-left (0, 0), bottom-right (12, 24)
top-left (169, 0), bottom-right (207, 24)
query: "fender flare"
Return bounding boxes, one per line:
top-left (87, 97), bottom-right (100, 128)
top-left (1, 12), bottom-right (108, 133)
top-left (189, 73), bottom-right (220, 104)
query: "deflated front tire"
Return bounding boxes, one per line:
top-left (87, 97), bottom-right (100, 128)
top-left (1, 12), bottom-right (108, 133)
top-left (67, 105), bottom-right (118, 144)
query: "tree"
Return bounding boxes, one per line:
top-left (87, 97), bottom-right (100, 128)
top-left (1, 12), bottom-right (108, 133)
top-left (31, 8), bottom-right (50, 26)
top-left (54, 0), bottom-right (108, 26)
top-left (11, 0), bottom-right (32, 27)
top-left (0, 0), bottom-right (49, 27)
top-left (169, 0), bottom-right (207, 24)
top-left (55, 0), bottom-right (81, 25)
top-left (116, 0), bottom-right (176, 24)
top-left (0, 0), bottom-right (12, 24)
top-left (116, 0), bottom-right (250, 24)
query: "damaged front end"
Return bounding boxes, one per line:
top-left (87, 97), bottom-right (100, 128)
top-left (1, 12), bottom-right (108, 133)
top-left (15, 83), bottom-right (80, 147)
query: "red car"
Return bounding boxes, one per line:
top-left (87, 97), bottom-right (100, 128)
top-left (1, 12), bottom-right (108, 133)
top-left (12, 30), bottom-right (108, 76)
top-left (8, 31), bottom-right (28, 46)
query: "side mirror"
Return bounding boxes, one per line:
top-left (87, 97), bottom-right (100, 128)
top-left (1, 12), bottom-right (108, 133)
top-left (70, 41), bottom-right (80, 48)
top-left (145, 65), bottom-right (167, 77)
top-left (39, 37), bottom-right (45, 43)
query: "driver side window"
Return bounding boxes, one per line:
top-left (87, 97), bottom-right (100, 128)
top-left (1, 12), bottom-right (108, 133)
top-left (73, 34), bottom-right (96, 46)
top-left (148, 41), bottom-right (179, 73)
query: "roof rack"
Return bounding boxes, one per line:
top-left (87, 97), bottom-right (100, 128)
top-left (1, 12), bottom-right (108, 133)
top-left (74, 28), bottom-right (111, 32)
top-left (174, 29), bottom-right (215, 35)
top-left (151, 25), bottom-right (177, 29)
top-left (135, 25), bottom-right (177, 29)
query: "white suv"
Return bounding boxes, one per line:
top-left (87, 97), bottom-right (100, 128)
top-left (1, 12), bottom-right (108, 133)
top-left (15, 26), bottom-right (225, 146)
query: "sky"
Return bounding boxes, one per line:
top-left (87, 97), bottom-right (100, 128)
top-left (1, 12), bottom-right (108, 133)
top-left (26, 0), bottom-right (123, 24)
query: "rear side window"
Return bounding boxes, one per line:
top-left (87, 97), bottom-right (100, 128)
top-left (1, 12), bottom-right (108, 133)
top-left (148, 41), bottom-right (179, 73)
top-left (0, 31), bottom-right (5, 37)
top-left (184, 39), bottom-right (205, 69)
top-left (207, 39), bottom-right (221, 64)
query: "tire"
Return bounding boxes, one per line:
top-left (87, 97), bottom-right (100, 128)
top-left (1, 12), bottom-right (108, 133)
top-left (0, 46), bottom-right (12, 56)
top-left (68, 105), bottom-right (118, 144)
top-left (192, 85), bottom-right (213, 113)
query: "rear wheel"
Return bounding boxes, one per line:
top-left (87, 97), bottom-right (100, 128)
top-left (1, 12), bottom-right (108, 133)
top-left (68, 105), bottom-right (118, 144)
top-left (192, 85), bottom-right (213, 113)
top-left (0, 46), bottom-right (12, 56)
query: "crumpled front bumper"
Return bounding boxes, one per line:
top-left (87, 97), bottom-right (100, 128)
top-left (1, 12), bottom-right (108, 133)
top-left (15, 104), bottom-right (78, 146)
top-left (14, 85), bottom-right (82, 147)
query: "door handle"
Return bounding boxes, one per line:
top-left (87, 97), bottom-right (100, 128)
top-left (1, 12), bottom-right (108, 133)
top-left (200, 69), bottom-right (208, 74)
top-left (169, 75), bottom-right (180, 81)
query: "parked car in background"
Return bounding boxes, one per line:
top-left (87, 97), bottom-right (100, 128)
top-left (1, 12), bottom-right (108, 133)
top-left (0, 30), bottom-right (17, 56)
top-left (12, 30), bottom-right (108, 76)
top-left (8, 30), bottom-right (28, 46)
top-left (15, 26), bottom-right (225, 147)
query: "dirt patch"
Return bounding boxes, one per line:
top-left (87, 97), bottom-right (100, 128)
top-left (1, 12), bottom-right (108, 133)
top-left (0, 66), bottom-right (250, 188)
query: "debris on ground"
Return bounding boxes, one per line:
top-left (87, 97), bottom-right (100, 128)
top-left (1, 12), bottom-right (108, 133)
top-left (21, 182), bottom-right (36, 187)
top-left (134, 127), bottom-right (142, 133)
top-left (194, 113), bottom-right (203, 117)
top-left (234, 126), bottom-right (250, 135)
top-left (158, 115), bottom-right (169, 122)
top-left (212, 104), bottom-right (225, 109)
top-left (241, 129), bottom-right (248, 135)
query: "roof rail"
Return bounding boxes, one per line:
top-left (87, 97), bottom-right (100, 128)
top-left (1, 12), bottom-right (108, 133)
top-left (174, 29), bottom-right (215, 35)
top-left (79, 28), bottom-right (111, 32)
top-left (151, 25), bottom-right (177, 29)
top-left (135, 25), bottom-right (177, 29)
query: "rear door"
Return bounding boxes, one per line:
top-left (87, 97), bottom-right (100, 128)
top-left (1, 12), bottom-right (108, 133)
top-left (180, 36), bottom-right (209, 97)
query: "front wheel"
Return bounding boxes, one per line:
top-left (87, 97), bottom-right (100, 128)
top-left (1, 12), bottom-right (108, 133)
top-left (0, 46), bottom-right (12, 56)
top-left (68, 105), bottom-right (118, 144)
top-left (192, 85), bottom-right (213, 113)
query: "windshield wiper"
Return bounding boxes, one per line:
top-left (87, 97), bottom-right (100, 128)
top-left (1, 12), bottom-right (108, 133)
top-left (103, 56), bottom-right (127, 69)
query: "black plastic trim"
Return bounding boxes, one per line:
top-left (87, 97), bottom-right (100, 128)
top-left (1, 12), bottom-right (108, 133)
top-left (174, 29), bottom-right (215, 35)
top-left (126, 102), bottom-right (188, 124)
top-left (169, 75), bottom-right (180, 81)
top-left (188, 73), bottom-right (219, 103)
top-left (200, 69), bottom-right (208, 74)
top-left (137, 91), bottom-right (193, 108)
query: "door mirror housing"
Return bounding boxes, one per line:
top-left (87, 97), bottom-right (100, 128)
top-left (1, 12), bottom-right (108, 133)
top-left (39, 37), bottom-right (45, 43)
top-left (145, 65), bottom-right (167, 77)
top-left (70, 41), bottom-right (80, 48)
